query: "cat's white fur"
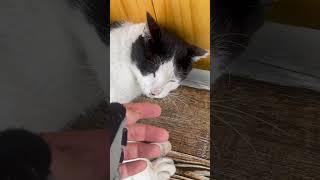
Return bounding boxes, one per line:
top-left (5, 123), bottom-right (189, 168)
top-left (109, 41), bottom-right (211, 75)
top-left (123, 157), bottom-right (176, 180)
top-left (110, 22), bottom-right (181, 104)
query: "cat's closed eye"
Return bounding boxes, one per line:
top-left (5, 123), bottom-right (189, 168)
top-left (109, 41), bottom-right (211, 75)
top-left (169, 80), bottom-right (176, 82)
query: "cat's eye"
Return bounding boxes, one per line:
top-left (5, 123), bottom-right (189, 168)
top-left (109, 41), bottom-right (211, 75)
top-left (169, 80), bottom-right (176, 82)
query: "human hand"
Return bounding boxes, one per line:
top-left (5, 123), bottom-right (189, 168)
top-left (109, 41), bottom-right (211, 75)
top-left (41, 102), bottom-right (169, 180)
top-left (119, 103), bottom-right (170, 179)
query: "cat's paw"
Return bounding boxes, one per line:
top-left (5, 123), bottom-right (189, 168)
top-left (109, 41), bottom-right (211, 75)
top-left (151, 157), bottom-right (176, 180)
top-left (123, 141), bottom-right (175, 180)
top-left (123, 157), bottom-right (176, 180)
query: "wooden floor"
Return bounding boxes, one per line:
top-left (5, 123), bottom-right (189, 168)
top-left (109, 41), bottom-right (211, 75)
top-left (212, 75), bottom-right (320, 179)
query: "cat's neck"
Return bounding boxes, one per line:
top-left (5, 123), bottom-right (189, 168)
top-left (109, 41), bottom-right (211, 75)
top-left (110, 22), bottom-right (146, 103)
top-left (110, 22), bottom-right (146, 79)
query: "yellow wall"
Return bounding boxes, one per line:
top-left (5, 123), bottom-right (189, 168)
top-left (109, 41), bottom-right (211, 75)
top-left (110, 0), bottom-right (210, 70)
top-left (267, 0), bottom-right (320, 30)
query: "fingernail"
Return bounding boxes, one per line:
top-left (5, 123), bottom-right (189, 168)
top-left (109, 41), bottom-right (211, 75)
top-left (119, 150), bottom-right (124, 163)
top-left (121, 128), bottom-right (128, 146)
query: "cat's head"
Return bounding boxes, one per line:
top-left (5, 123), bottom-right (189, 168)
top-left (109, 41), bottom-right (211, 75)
top-left (131, 12), bottom-right (209, 98)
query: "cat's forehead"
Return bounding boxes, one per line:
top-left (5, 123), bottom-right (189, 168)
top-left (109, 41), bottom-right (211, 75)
top-left (155, 60), bottom-right (175, 78)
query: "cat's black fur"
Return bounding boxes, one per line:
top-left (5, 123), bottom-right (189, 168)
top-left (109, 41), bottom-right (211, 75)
top-left (110, 21), bottom-right (125, 30)
top-left (131, 13), bottom-right (207, 80)
top-left (212, 0), bottom-right (265, 82)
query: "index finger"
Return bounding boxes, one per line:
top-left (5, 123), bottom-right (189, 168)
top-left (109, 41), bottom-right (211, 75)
top-left (123, 103), bottom-right (161, 125)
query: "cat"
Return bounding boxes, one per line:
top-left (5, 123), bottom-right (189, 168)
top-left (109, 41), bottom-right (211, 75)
top-left (110, 13), bottom-right (209, 180)
top-left (110, 13), bottom-right (209, 103)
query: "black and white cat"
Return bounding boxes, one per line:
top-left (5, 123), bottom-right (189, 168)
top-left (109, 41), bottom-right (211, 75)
top-left (110, 13), bottom-right (209, 180)
top-left (110, 13), bottom-right (209, 103)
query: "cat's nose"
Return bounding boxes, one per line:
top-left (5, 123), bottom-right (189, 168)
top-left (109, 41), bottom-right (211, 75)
top-left (150, 89), bottom-right (161, 96)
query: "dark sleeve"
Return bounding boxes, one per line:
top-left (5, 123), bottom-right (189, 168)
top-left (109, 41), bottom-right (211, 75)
top-left (0, 101), bottom-right (127, 180)
top-left (0, 129), bottom-right (52, 180)
top-left (100, 101), bottom-right (127, 180)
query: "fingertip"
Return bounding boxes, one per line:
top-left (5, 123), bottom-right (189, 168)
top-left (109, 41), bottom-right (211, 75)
top-left (161, 129), bottom-right (170, 141)
top-left (119, 160), bottom-right (147, 178)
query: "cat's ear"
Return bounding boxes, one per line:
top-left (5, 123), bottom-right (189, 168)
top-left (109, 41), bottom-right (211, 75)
top-left (188, 45), bottom-right (210, 62)
top-left (144, 12), bottom-right (161, 42)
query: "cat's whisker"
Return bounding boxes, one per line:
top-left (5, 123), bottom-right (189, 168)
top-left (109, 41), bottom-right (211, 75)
top-left (168, 94), bottom-right (190, 109)
top-left (165, 95), bottom-right (180, 110)
top-left (213, 104), bottom-right (291, 137)
top-left (210, 97), bottom-right (244, 103)
top-left (215, 40), bottom-right (247, 49)
top-left (214, 110), bottom-right (248, 123)
top-left (169, 97), bottom-right (179, 111)
top-left (169, 92), bottom-right (179, 96)
top-left (216, 33), bottom-right (249, 38)
top-left (166, 95), bottom-right (181, 109)
top-left (211, 138), bottom-right (220, 159)
top-left (215, 115), bottom-right (258, 161)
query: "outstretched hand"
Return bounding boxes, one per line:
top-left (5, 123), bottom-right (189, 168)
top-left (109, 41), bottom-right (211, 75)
top-left (41, 102), bottom-right (169, 180)
top-left (120, 103), bottom-right (169, 178)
